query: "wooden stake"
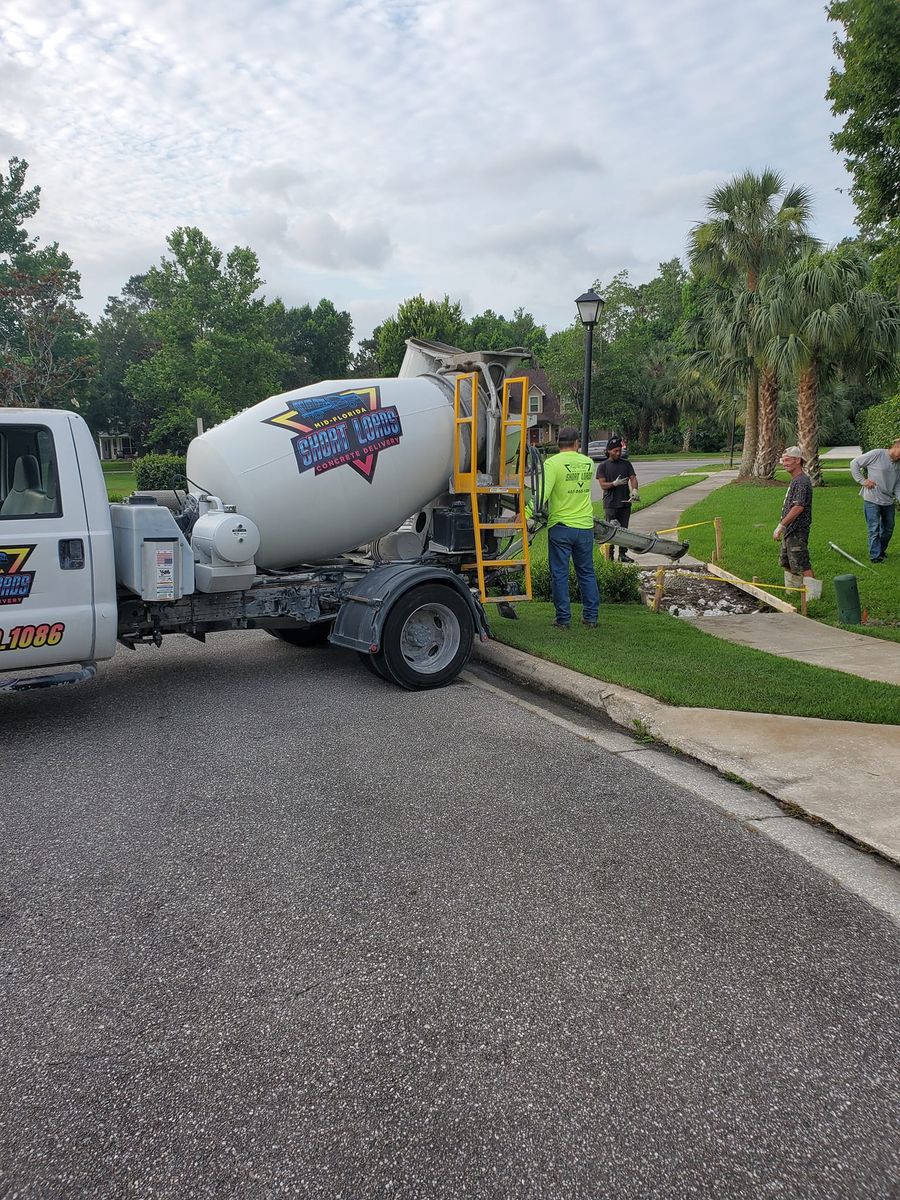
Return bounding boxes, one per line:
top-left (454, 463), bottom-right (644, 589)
top-left (653, 567), bottom-right (666, 613)
top-left (713, 515), bottom-right (723, 564)
top-left (800, 587), bottom-right (808, 617)
top-left (601, 543), bottom-right (612, 561)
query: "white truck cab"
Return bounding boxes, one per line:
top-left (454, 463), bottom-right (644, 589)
top-left (0, 409), bottom-right (117, 674)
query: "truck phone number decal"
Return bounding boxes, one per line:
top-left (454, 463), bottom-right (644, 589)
top-left (264, 386), bottom-right (402, 484)
top-left (0, 622), bottom-right (65, 652)
top-left (0, 545), bottom-right (36, 605)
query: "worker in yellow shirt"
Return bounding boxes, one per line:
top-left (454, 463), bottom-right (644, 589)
top-left (533, 426), bottom-right (600, 629)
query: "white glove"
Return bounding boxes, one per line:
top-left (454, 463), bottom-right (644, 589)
top-left (526, 518), bottom-right (537, 533)
top-left (615, 475), bottom-right (630, 487)
top-left (630, 491), bottom-right (640, 503)
top-left (773, 524), bottom-right (784, 542)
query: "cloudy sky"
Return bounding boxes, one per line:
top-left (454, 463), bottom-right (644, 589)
top-left (3, 0), bottom-right (857, 343)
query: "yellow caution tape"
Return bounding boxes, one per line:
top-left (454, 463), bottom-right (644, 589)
top-left (654, 519), bottom-right (718, 534)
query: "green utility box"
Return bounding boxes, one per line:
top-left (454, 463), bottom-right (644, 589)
top-left (834, 573), bottom-right (861, 625)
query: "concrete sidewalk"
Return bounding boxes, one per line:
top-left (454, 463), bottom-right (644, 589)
top-left (684, 612), bottom-right (900, 685)
top-left (629, 470), bottom-right (900, 686)
top-left (475, 640), bottom-right (900, 868)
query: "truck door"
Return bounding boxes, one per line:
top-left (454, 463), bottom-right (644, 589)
top-left (0, 418), bottom-right (96, 668)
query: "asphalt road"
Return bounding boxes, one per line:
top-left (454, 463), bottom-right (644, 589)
top-left (1, 632), bottom-right (899, 1199)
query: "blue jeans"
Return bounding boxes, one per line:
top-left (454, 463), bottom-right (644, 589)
top-left (864, 501), bottom-right (895, 560)
top-left (548, 525), bottom-right (600, 624)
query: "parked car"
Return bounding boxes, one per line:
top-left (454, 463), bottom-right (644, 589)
top-left (588, 437), bottom-right (628, 461)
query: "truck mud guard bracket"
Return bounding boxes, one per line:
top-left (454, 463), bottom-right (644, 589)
top-left (329, 564), bottom-right (487, 654)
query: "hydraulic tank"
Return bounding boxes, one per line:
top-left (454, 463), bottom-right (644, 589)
top-left (186, 377), bottom-right (455, 568)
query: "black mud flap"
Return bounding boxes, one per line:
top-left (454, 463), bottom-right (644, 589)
top-left (329, 564), bottom-right (487, 654)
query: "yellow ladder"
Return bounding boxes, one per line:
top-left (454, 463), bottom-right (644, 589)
top-left (453, 372), bottom-right (533, 604)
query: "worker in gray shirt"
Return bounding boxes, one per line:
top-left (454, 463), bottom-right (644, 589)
top-left (850, 438), bottom-right (900, 563)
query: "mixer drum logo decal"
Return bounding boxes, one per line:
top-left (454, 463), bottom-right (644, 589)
top-left (0, 545), bottom-right (36, 606)
top-left (264, 386), bottom-right (403, 483)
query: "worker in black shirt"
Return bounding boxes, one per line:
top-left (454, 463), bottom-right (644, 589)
top-left (596, 436), bottom-right (639, 562)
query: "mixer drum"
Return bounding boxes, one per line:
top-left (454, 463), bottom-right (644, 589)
top-left (186, 377), bottom-right (456, 568)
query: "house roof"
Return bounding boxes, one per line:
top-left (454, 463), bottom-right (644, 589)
top-left (523, 366), bottom-right (561, 420)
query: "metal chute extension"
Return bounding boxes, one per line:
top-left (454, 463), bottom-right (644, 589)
top-left (593, 518), bottom-right (690, 560)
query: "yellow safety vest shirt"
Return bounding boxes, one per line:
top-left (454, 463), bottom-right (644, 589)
top-left (538, 451), bottom-right (595, 529)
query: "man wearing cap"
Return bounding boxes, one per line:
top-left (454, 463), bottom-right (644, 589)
top-left (595, 436), bottom-right (640, 562)
top-left (773, 446), bottom-right (819, 598)
top-left (850, 438), bottom-right (900, 563)
top-left (530, 426), bottom-right (600, 629)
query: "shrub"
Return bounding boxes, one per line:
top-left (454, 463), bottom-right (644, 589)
top-left (856, 394), bottom-right (900, 452)
top-left (530, 548), bottom-right (640, 604)
top-left (644, 431), bottom-right (681, 454)
top-left (134, 453), bottom-right (187, 491)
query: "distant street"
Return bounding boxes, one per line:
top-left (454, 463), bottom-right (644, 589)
top-left (1, 632), bottom-right (898, 1198)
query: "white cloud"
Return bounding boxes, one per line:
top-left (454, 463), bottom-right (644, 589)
top-left (4, 0), bottom-right (857, 340)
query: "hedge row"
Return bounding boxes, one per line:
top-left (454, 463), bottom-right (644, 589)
top-left (856, 394), bottom-right (900, 452)
top-left (530, 551), bottom-right (641, 604)
top-left (134, 454), bottom-right (188, 491)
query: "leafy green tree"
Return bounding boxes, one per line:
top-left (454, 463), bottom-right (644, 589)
top-left (1, 158), bottom-right (93, 408)
top-left (374, 295), bottom-right (466, 375)
top-left (0, 157), bottom-right (40, 259)
top-left (688, 169), bottom-right (815, 477)
top-left (125, 227), bottom-right (290, 452)
top-left (349, 333), bottom-right (380, 378)
top-left (82, 275), bottom-right (155, 443)
top-left (827, 0), bottom-right (900, 232)
top-left (542, 264), bottom-right (710, 448)
top-left (467, 307), bottom-right (547, 356)
top-left (827, 0), bottom-right (900, 296)
top-left (266, 297), bottom-right (353, 389)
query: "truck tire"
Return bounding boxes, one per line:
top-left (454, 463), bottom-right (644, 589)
top-left (378, 584), bottom-right (474, 690)
top-left (268, 623), bottom-right (333, 647)
top-left (357, 650), bottom-right (392, 681)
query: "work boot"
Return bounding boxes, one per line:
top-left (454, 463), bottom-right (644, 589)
top-left (618, 552), bottom-right (634, 563)
top-left (582, 619), bottom-right (598, 628)
top-left (550, 619), bottom-right (570, 630)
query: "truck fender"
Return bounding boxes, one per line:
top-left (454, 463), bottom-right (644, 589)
top-left (329, 564), bottom-right (488, 654)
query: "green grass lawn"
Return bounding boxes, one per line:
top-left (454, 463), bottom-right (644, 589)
top-left (628, 474), bottom-right (711, 516)
top-left (102, 461), bottom-right (137, 500)
top-left (488, 603), bottom-right (900, 725)
top-left (677, 473), bottom-right (900, 642)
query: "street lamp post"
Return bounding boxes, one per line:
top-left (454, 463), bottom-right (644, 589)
top-left (575, 289), bottom-right (604, 452)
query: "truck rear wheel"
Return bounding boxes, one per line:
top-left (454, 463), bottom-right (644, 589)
top-left (357, 650), bottom-right (392, 680)
top-left (378, 584), bottom-right (474, 690)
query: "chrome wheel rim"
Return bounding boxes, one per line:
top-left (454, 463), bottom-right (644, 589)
top-left (399, 603), bottom-right (460, 674)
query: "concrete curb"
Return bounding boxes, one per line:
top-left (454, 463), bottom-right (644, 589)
top-left (473, 639), bottom-right (900, 868)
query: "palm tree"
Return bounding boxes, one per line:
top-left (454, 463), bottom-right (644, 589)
top-left (754, 247), bottom-right (900, 484)
top-left (688, 169), bottom-right (816, 478)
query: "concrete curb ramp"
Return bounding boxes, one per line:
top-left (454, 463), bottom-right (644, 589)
top-left (474, 639), bottom-right (900, 868)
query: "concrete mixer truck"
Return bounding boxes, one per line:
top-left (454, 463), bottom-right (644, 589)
top-left (0, 339), bottom-right (688, 693)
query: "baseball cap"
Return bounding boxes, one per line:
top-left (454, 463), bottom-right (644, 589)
top-left (782, 445), bottom-right (803, 460)
top-left (607, 435), bottom-right (623, 450)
